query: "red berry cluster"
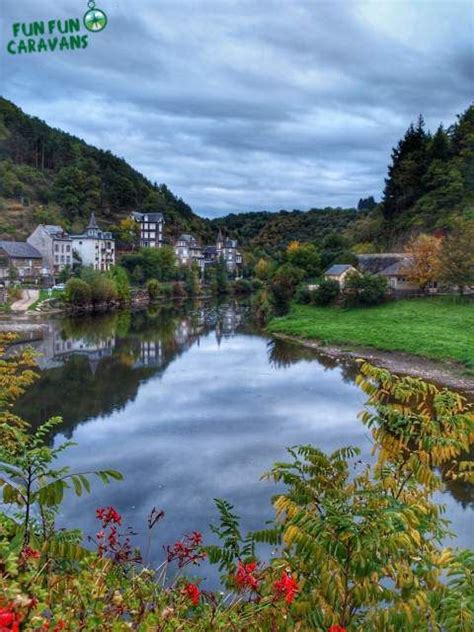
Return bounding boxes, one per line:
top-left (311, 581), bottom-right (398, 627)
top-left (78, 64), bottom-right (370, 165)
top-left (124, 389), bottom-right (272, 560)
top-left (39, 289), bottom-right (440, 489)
top-left (0, 605), bottom-right (21, 632)
top-left (95, 506), bottom-right (138, 563)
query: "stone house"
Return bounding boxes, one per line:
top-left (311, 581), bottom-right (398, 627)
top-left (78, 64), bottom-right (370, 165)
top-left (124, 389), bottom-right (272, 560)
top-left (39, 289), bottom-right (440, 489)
top-left (324, 264), bottom-right (358, 288)
top-left (356, 254), bottom-right (421, 293)
top-left (27, 224), bottom-right (73, 277)
top-left (203, 230), bottom-right (242, 275)
top-left (0, 241), bottom-right (43, 283)
top-left (175, 234), bottom-right (205, 270)
top-left (71, 213), bottom-right (115, 271)
top-left (130, 211), bottom-right (164, 248)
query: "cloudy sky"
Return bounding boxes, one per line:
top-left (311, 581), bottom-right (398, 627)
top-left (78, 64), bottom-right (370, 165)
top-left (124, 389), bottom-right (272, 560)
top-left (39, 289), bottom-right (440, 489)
top-left (1, 1), bottom-right (473, 217)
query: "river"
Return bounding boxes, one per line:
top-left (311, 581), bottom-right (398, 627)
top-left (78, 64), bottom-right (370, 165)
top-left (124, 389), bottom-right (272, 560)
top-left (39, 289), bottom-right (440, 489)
top-left (12, 299), bottom-right (473, 584)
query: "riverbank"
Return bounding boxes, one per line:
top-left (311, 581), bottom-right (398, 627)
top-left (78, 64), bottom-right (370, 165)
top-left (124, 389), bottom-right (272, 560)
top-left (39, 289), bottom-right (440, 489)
top-left (268, 299), bottom-right (474, 396)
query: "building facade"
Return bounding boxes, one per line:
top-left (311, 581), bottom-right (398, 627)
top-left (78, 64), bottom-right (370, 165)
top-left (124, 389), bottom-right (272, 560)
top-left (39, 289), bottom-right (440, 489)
top-left (175, 234), bottom-right (205, 270)
top-left (27, 224), bottom-right (73, 277)
top-left (71, 213), bottom-right (115, 271)
top-left (131, 212), bottom-right (164, 248)
top-left (203, 230), bottom-right (242, 275)
top-left (324, 264), bottom-right (358, 288)
top-left (0, 241), bottom-right (43, 283)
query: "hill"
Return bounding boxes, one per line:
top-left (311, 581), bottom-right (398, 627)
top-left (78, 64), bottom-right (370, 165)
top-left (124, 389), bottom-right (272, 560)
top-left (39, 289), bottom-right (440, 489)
top-left (0, 97), bottom-right (211, 242)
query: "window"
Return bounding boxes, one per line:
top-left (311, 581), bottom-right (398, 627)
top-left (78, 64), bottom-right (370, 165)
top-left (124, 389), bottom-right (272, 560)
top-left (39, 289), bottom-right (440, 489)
top-left (66, 245), bottom-right (71, 252)
top-left (54, 244), bottom-right (59, 252)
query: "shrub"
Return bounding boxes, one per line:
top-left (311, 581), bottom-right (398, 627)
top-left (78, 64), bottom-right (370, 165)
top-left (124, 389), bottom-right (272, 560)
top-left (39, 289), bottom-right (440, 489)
top-left (271, 264), bottom-right (305, 314)
top-left (294, 284), bottom-right (312, 304)
top-left (251, 289), bottom-right (274, 325)
top-left (65, 278), bottom-right (91, 307)
top-left (313, 278), bottom-right (340, 306)
top-left (172, 281), bottom-right (187, 298)
top-left (147, 278), bottom-right (160, 301)
top-left (90, 275), bottom-right (118, 305)
top-left (343, 272), bottom-right (387, 307)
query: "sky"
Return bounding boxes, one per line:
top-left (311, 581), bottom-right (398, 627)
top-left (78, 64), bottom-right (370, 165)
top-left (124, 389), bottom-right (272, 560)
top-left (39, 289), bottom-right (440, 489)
top-left (1, 0), bottom-right (473, 218)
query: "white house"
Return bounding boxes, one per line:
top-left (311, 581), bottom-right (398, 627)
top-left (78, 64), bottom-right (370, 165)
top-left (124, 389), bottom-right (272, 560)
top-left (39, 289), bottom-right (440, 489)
top-left (71, 213), bottom-right (115, 271)
top-left (130, 211), bottom-right (164, 248)
top-left (324, 264), bottom-right (358, 288)
top-left (27, 224), bottom-right (73, 277)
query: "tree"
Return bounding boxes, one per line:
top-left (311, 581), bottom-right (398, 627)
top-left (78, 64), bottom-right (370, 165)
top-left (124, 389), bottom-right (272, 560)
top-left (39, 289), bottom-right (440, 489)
top-left (115, 217), bottom-right (140, 250)
top-left (255, 257), bottom-right (273, 282)
top-left (270, 264), bottom-right (305, 314)
top-left (286, 242), bottom-right (321, 279)
top-left (343, 272), bottom-right (387, 307)
top-left (382, 115), bottom-right (429, 223)
top-left (109, 266), bottom-right (130, 303)
top-left (439, 220), bottom-right (474, 295)
top-left (215, 257), bottom-right (229, 294)
top-left (65, 278), bottom-right (91, 307)
top-left (403, 233), bottom-right (442, 292)
top-left (312, 278), bottom-right (340, 306)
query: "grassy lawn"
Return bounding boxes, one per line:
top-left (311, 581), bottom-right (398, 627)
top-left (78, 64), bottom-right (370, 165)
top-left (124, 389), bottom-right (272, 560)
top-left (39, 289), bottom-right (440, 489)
top-left (268, 298), bottom-right (474, 370)
top-left (28, 288), bottom-right (64, 311)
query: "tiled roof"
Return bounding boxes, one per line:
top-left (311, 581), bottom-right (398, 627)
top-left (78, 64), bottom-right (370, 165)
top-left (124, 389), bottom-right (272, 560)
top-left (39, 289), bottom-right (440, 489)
top-left (0, 241), bottom-right (42, 259)
top-left (357, 253), bottom-right (405, 274)
top-left (325, 264), bottom-right (355, 276)
top-left (379, 258), bottom-right (412, 276)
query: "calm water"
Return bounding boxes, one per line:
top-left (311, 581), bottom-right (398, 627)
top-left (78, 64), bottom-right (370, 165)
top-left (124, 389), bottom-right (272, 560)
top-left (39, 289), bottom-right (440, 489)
top-left (13, 300), bottom-right (473, 583)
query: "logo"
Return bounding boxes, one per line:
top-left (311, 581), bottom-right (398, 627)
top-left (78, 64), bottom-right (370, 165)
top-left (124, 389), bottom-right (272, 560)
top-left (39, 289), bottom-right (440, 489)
top-left (7, 1), bottom-right (108, 56)
top-left (84, 3), bottom-right (108, 33)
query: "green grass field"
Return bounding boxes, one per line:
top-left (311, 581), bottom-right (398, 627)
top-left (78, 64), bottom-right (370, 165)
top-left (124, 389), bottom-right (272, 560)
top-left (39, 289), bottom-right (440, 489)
top-left (268, 298), bottom-right (474, 370)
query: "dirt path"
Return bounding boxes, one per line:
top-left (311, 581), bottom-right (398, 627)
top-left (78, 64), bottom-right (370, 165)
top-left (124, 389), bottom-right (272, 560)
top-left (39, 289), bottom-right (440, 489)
top-left (10, 289), bottom-right (39, 312)
top-left (272, 333), bottom-right (474, 399)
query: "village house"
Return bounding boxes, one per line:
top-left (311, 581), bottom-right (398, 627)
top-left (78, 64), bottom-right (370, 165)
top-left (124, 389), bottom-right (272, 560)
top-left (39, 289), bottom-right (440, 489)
top-left (203, 230), bottom-right (243, 275)
top-left (130, 211), bottom-right (164, 248)
top-left (174, 234), bottom-right (205, 270)
top-left (356, 254), bottom-right (421, 293)
top-left (324, 264), bottom-right (358, 288)
top-left (0, 241), bottom-right (43, 283)
top-left (27, 224), bottom-right (73, 277)
top-left (71, 213), bottom-right (115, 271)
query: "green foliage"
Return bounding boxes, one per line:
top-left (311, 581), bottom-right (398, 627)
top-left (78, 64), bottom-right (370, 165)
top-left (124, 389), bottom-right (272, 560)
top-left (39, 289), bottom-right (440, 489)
top-left (147, 278), bottom-right (160, 301)
top-left (286, 242), bottom-right (321, 278)
top-left (382, 106), bottom-right (474, 237)
top-left (122, 246), bottom-right (177, 283)
top-left (81, 268), bottom-right (118, 305)
top-left (343, 272), bottom-right (387, 307)
top-left (270, 264), bottom-right (305, 314)
top-left (251, 289), bottom-right (274, 325)
top-left (64, 277), bottom-right (91, 307)
top-left (313, 278), bottom-right (340, 306)
top-left (109, 265), bottom-right (131, 303)
top-left (439, 219), bottom-right (474, 294)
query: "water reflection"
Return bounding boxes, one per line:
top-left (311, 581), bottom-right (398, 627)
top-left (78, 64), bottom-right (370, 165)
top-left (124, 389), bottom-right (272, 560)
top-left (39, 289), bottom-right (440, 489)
top-left (12, 300), bottom-right (473, 578)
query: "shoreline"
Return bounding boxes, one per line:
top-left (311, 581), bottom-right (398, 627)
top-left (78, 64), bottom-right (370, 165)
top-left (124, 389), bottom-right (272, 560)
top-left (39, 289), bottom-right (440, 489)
top-left (271, 333), bottom-right (474, 398)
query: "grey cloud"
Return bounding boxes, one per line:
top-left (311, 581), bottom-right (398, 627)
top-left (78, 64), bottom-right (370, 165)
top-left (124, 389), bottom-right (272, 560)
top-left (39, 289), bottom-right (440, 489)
top-left (1, 0), bottom-right (472, 216)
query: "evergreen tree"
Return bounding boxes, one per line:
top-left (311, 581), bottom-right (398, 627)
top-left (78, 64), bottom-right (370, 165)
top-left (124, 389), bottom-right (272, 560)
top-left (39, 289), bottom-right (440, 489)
top-left (382, 115), bottom-right (429, 222)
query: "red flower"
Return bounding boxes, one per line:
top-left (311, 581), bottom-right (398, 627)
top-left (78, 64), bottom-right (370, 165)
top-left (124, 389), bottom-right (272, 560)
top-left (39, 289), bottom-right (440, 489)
top-left (183, 583), bottom-right (200, 606)
top-left (273, 571), bottom-right (299, 605)
top-left (328, 627), bottom-right (347, 632)
top-left (166, 532), bottom-right (206, 568)
top-left (96, 506), bottom-right (122, 526)
top-left (0, 605), bottom-right (21, 632)
top-left (234, 560), bottom-right (259, 591)
top-left (20, 546), bottom-right (40, 564)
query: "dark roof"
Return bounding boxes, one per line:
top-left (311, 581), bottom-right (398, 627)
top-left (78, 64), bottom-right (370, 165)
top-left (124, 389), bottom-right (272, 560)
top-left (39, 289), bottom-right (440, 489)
top-left (87, 212), bottom-right (99, 230)
top-left (357, 253), bottom-right (405, 274)
top-left (131, 211), bottom-right (164, 222)
top-left (379, 258), bottom-right (412, 276)
top-left (0, 241), bottom-right (42, 259)
top-left (203, 246), bottom-right (217, 255)
top-left (325, 264), bottom-right (355, 276)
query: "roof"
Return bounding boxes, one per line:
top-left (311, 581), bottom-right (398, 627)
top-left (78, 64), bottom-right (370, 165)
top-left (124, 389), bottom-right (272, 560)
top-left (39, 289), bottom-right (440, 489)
top-left (357, 253), bottom-right (405, 274)
top-left (325, 264), bottom-right (355, 276)
top-left (43, 225), bottom-right (66, 235)
top-left (379, 258), bottom-right (412, 276)
top-left (131, 211), bottom-right (164, 222)
top-left (0, 241), bottom-right (42, 259)
top-left (178, 233), bottom-right (195, 242)
top-left (87, 212), bottom-right (99, 230)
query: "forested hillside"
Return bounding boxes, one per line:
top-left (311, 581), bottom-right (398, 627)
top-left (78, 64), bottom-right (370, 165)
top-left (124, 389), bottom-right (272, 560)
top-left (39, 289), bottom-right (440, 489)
top-left (0, 97), bottom-right (472, 251)
top-left (211, 208), bottom-right (360, 254)
top-left (0, 98), bottom-right (210, 241)
top-left (372, 105), bottom-right (473, 248)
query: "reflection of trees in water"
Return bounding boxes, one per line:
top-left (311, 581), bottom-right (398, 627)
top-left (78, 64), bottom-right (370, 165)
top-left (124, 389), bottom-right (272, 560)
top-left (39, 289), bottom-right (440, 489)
top-left (14, 300), bottom-right (249, 437)
top-left (440, 446), bottom-right (474, 509)
top-left (267, 338), bottom-right (359, 383)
